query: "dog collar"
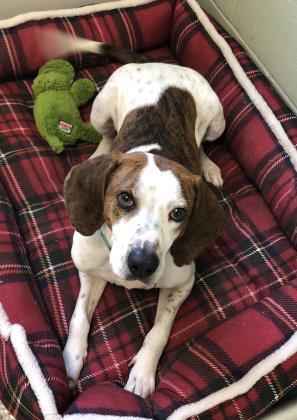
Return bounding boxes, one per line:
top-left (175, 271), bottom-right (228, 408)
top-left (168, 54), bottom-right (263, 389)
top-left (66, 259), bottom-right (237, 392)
top-left (98, 226), bottom-right (111, 252)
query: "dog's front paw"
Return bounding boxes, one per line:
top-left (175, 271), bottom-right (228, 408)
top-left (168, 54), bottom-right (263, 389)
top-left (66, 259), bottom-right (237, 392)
top-left (202, 159), bottom-right (223, 188)
top-left (124, 356), bottom-right (156, 398)
top-left (63, 339), bottom-right (87, 389)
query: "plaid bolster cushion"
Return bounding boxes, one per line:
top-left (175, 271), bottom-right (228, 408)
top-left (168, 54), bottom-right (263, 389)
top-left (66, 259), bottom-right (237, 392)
top-left (0, 0), bottom-right (173, 82)
top-left (172, 1), bottom-right (297, 247)
top-left (0, 0), bottom-right (297, 419)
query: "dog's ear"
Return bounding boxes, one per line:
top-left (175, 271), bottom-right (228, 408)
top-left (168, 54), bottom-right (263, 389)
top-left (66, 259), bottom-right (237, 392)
top-left (64, 154), bottom-right (118, 236)
top-left (171, 177), bottom-right (224, 266)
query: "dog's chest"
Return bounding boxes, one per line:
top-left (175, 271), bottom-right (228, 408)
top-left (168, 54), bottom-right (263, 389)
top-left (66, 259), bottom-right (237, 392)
top-left (71, 229), bottom-right (194, 290)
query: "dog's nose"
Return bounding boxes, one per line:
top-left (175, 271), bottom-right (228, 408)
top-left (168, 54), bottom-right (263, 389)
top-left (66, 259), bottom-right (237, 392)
top-left (128, 247), bottom-right (159, 279)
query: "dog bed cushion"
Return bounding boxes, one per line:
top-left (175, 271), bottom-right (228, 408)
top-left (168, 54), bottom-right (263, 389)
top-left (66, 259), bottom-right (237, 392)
top-left (0, 0), bottom-right (297, 419)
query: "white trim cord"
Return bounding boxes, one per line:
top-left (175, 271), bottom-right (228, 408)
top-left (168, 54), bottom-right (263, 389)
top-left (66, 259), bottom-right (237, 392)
top-left (186, 0), bottom-right (297, 172)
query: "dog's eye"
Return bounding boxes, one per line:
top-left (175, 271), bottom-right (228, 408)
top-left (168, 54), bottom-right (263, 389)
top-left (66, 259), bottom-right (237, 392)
top-left (169, 207), bottom-right (187, 222)
top-left (117, 192), bottom-right (135, 209)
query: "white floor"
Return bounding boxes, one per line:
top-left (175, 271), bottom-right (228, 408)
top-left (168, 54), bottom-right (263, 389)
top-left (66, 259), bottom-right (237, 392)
top-left (261, 399), bottom-right (297, 420)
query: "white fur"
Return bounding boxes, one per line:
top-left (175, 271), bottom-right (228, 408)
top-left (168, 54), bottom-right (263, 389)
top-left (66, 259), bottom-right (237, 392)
top-left (90, 62), bottom-right (225, 187)
top-left (127, 143), bottom-right (161, 154)
top-left (90, 62), bottom-right (225, 149)
top-left (65, 154), bottom-right (196, 395)
top-left (64, 62), bottom-right (225, 397)
top-left (124, 278), bottom-right (194, 397)
top-left (66, 227), bottom-right (195, 394)
top-left (110, 154), bottom-right (187, 285)
top-left (63, 273), bottom-right (107, 387)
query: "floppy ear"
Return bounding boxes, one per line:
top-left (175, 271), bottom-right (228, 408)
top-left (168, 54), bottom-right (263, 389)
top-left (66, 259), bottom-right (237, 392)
top-left (64, 154), bottom-right (118, 236)
top-left (171, 178), bottom-right (224, 266)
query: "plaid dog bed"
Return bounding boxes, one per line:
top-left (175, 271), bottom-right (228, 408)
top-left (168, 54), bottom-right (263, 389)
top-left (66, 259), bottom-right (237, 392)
top-left (0, 0), bottom-right (297, 419)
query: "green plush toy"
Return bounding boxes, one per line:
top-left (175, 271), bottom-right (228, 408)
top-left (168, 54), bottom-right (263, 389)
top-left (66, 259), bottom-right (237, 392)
top-left (32, 59), bottom-right (102, 154)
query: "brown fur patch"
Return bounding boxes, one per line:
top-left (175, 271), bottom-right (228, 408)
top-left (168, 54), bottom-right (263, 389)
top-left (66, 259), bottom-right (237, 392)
top-left (64, 154), bottom-right (118, 236)
top-left (111, 87), bottom-right (224, 264)
top-left (154, 154), bottom-right (197, 237)
top-left (64, 87), bottom-right (224, 260)
top-left (64, 152), bottom-right (148, 235)
top-left (170, 176), bottom-right (225, 266)
top-left (104, 152), bottom-right (148, 227)
top-left (113, 87), bottom-right (201, 175)
top-left (154, 152), bottom-right (224, 266)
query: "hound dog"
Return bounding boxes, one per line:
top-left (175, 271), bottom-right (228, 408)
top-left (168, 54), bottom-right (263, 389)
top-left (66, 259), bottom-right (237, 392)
top-left (60, 35), bottom-right (225, 398)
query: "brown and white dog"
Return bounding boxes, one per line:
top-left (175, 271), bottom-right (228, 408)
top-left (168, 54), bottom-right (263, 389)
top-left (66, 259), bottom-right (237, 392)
top-left (60, 35), bottom-right (225, 398)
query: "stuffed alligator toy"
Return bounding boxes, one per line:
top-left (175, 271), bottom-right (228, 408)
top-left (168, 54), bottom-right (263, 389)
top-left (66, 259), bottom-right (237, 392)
top-left (32, 59), bottom-right (102, 154)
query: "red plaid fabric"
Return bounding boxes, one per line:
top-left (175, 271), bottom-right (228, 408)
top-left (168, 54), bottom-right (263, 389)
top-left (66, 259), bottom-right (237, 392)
top-left (0, 0), bottom-right (174, 82)
top-left (171, 2), bottom-right (297, 246)
top-left (0, 0), bottom-right (297, 419)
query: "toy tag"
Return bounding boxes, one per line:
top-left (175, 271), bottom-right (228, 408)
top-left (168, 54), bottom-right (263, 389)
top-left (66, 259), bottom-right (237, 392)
top-left (59, 120), bottom-right (73, 134)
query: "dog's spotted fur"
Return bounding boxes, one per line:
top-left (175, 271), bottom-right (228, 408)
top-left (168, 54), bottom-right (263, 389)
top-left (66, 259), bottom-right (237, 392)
top-left (63, 57), bottom-right (225, 397)
top-left (114, 87), bottom-right (200, 173)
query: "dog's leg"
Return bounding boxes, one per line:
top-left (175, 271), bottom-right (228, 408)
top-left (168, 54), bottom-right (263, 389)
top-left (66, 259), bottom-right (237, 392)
top-left (89, 136), bottom-right (112, 159)
top-left (204, 109), bottom-right (225, 142)
top-left (196, 108), bottom-right (225, 188)
top-left (201, 145), bottom-right (223, 188)
top-left (89, 80), bottom-right (118, 160)
top-left (63, 272), bottom-right (107, 388)
top-left (195, 126), bottom-right (223, 188)
top-left (125, 278), bottom-right (194, 398)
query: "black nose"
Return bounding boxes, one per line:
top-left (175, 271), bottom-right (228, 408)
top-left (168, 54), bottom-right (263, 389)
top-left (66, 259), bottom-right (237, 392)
top-left (127, 247), bottom-right (159, 279)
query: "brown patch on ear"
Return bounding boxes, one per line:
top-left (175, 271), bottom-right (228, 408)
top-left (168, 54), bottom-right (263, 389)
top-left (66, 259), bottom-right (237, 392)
top-left (63, 154), bottom-right (118, 236)
top-left (171, 177), bottom-right (224, 266)
top-left (103, 152), bottom-right (148, 226)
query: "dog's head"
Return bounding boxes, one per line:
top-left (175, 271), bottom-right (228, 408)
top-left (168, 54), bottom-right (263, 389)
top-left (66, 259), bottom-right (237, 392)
top-left (64, 152), bottom-right (224, 285)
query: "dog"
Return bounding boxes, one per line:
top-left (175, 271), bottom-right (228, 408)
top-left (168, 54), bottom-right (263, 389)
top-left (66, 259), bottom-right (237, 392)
top-left (59, 32), bottom-right (225, 398)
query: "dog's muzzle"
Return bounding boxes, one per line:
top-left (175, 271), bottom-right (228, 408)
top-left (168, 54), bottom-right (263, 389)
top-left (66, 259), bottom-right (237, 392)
top-left (127, 246), bottom-right (159, 280)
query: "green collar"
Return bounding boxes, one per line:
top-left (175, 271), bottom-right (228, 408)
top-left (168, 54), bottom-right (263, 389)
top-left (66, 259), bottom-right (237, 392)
top-left (98, 227), bottom-right (111, 252)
